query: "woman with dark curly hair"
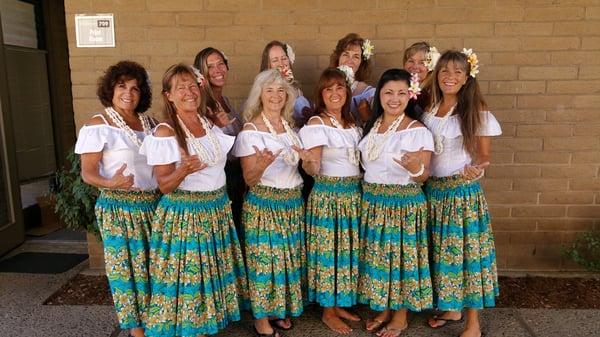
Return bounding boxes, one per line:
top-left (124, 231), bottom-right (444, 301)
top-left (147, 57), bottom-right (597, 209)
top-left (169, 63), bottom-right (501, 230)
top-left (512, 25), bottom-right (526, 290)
top-left (75, 60), bottom-right (158, 337)
top-left (329, 33), bottom-right (376, 125)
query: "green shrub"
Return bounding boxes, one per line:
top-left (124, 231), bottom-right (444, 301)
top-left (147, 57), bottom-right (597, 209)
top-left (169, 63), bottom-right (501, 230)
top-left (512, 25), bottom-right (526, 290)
top-left (567, 231), bottom-right (600, 272)
top-left (52, 149), bottom-right (99, 235)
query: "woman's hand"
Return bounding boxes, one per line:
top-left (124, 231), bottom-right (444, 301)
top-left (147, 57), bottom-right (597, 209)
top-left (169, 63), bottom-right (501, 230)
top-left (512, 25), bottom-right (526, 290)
top-left (253, 145), bottom-right (281, 170)
top-left (292, 145), bottom-right (322, 176)
top-left (394, 147), bottom-right (424, 174)
top-left (108, 163), bottom-right (135, 189)
top-left (462, 162), bottom-right (489, 180)
top-left (206, 106), bottom-right (236, 128)
top-left (180, 154), bottom-right (207, 175)
top-left (240, 146), bottom-right (282, 187)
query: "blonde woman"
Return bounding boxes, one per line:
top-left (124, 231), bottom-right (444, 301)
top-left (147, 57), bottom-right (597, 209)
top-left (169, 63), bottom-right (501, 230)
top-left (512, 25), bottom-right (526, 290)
top-left (233, 69), bottom-right (305, 337)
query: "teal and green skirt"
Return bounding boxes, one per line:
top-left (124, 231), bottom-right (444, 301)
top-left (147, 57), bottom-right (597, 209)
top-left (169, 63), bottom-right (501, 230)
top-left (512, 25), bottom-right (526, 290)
top-left (243, 184), bottom-right (305, 319)
top-left (357, 182), bottom-right (433, 312)
top-left (306, 175), bottom-right (361, 308)
top-left (424, 175), bottom-right (499, 311)
top-left (145, 187), bottom-right (248, 337)
top-left (95, 189), bottom-right (160, 329)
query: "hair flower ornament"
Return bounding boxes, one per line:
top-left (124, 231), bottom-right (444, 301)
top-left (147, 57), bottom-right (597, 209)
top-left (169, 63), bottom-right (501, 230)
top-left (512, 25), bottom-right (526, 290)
top-left (408, 73), bottom-right (421, 100)
top-left (278, 65), bottom-right (295, 82)
top-left (461, 48), bottom-right (479, 78)
top-left (337, 65), bottom-right (355, 87)
top-left (424, 46), bottom-right (441, 72)
top-left (285, 43), bottom-right (296, 65)
top-left (191, 66), bottom-right (206, 87)
top-left (362, 39), bottom-right (374, 60)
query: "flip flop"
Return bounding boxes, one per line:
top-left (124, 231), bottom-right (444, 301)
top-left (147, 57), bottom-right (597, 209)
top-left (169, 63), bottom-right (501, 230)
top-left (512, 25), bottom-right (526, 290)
top-left (366, 318), bottom-right (387, 332)
top-left (269, 318), bottom-right (293, 331)
top-left (376, 324), bottom-right (408, 337)
top-left (428, 314), bottom-right (464, 329)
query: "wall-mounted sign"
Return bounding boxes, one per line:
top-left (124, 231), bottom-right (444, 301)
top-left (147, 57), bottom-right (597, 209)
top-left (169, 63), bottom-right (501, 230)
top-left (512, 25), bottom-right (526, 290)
top-left (75, 14), bottom-right (115, 48)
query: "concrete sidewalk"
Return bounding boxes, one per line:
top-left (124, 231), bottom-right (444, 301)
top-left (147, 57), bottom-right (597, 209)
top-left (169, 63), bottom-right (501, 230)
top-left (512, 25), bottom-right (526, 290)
top-left (0, 240), bottom-right (598, 337)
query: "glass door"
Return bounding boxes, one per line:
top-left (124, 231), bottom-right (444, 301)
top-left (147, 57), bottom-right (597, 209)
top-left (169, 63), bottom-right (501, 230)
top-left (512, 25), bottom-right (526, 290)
top-left (0, 11), bottom-right (24, 256)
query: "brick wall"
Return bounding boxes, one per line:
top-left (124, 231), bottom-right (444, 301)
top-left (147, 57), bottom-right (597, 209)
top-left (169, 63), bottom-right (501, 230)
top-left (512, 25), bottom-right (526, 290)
top-left (64, 0), bottom-right (600, 272)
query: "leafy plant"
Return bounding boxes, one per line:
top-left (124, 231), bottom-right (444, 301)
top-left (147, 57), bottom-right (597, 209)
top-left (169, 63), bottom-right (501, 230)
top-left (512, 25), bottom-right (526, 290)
top-left (567, 231), bottom-right (600, 272)
top-left (52, 148), bottom-right (99, 236)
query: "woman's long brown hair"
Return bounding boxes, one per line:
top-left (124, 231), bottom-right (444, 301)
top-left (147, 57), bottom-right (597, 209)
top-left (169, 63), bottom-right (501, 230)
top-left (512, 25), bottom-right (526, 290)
top-left (430, 50), bottom-right (487, 157)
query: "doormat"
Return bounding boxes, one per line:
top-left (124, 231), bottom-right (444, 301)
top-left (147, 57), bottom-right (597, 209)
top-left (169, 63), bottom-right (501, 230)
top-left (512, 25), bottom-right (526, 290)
top-left (0, 252), bottom-right (88, 274)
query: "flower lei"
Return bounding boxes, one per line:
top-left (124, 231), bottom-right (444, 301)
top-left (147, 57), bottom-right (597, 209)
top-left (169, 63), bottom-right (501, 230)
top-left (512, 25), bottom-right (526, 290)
top-left (285, 43), bottom-right (296, 64)
top-left (408, 73), bottom-right (421, 100)
top-left (324, 112), bottom-right (361, 166)
top-left (461, 48), bottom-right (479, 78)
top-left (191, 66), bottom-right (206, 87)
top-left (429, 104), bottom-right (456, 155)
top-left (337, 65), bottom-right (355, 88)
top-left (362, 39), bottom-right (374, 60)
top-left (104, 107), bottom-right (152, 148)
top-left (278, 65), bottom-right (295, 83)
top-left (424, 46), bottom-right (441, 72)
top-left (177, 114), bottom-right (222, 167)
top-left (365, 113), bottom-right (405, 161)
top-left (260, 113), bottom-right (301, 165)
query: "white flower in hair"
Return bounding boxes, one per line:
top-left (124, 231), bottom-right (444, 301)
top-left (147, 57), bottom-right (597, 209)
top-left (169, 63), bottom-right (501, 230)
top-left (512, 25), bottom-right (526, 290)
top-left (362, 39), bottom-right (374, 60)
top-left (285, 43), bottom-right (296, 65)
top-left (191, 66), bottom-right (206, 86)
top-left (461, 48), bottom-right (480, 78)
top-left (425, 46), bottom-right (441, 71)
top-left (337, 65), bottom-right (355, 87)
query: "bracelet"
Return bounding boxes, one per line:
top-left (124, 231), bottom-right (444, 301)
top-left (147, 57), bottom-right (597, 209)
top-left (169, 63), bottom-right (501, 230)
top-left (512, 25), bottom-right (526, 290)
top-left (408, 163), bottom-right (425, 177)
top-left (471, 169), bottom-right (485, 181)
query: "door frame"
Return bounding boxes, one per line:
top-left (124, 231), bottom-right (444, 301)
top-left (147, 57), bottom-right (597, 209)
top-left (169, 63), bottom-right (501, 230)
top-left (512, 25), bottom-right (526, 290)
top-left (0, 12), bottom-right (25, 256)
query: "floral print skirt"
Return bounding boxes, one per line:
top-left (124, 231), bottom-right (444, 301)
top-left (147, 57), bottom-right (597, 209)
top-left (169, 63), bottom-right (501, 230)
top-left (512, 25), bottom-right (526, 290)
top-left (424, 175), bottom-right (499, 311)
top-left (306, 175), bottom-right (361, 308)
top-left (95, 189), bottom-right (160, 329)
top-left (243, 184), bottom-right (305, 319)
top-left (357, 182), bottom-right (433, 312)
top-left (145, 188), bottom-right (248, 337)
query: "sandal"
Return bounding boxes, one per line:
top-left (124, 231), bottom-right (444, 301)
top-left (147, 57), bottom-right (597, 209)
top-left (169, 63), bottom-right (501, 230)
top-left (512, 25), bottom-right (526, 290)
top-left (269, 318), bottom-right (293, 331)
top-left (428, 313), bottom-right (464, 329)
top-left (366, 318), bottom-right (388, 332)
top-left (376, 324), bottom-right (408, 337)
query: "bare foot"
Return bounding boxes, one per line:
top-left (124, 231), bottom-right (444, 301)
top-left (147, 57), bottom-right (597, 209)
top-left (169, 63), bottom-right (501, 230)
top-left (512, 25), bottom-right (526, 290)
top-left (366, 310), bottom-right (391, 332)
top-left (269, 317), bottom-right (292, 330)
top-left (129, 327), bottom-right (145, 337)
top-left (255, 318), bottom-right (277, 336)
top-left (335, 307), bottom-right (361, 322)
top-left (322, 308), bottom-right (352, 334)
top-left (428, 311), bottom-right (463, 328)
top-left (377, 314), bottom-right (408, 337)
top-left (460, 326), bottom-right (482, 337)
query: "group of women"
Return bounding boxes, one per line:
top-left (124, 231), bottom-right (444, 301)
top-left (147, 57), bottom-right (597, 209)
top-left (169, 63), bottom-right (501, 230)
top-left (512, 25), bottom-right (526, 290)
top-left (74, 33), bottom-right (501, 337)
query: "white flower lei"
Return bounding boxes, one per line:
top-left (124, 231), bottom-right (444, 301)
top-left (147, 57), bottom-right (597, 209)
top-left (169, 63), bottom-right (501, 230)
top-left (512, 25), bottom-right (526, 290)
top-left (337, 65), bottom-right (355, 87)
top-left (260, 113), bottom-right (301, 165)
top-left (365, 114), bottom-right (405, 161)
top-left (429, 104), bottom-right (456, 155)
top-left (324, 112), bottom-right (361, 166)
top-left (177, 114), bottom-right (222, 167)
top-left (408, 73), bottom-right (422, 100)
top-left (104, 107), bottom-right (151, 148)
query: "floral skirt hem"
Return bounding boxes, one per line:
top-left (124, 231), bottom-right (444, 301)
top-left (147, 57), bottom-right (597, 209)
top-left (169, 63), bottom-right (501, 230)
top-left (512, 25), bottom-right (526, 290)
top-left (425, 175), bottom-right (499, 311)
top-left (95, 189), bottom-right (160, 329)
top-left (243, 184), bottom-right (306, 319)
top-left (357, 182), bottom-right (433, 312)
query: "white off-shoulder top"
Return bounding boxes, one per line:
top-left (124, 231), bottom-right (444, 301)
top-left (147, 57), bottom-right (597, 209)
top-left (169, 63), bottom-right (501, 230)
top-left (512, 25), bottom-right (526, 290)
top-left (139, 123), bottom-right (234, 192)
top-left (358, 125), bottom-right (434, 185)
top-left (298, 120), bottom-right (361, 177)
top-left (422, 110), bottom-right (502, 177)
top-left (232, 125), bottom-right (303, 189)
top-left (74, 115), bottom-right (157, 190)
